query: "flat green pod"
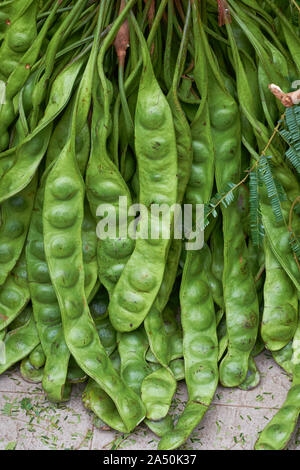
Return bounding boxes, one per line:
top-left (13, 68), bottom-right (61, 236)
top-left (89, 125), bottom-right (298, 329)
top-left (159, 243), bottom-right (218, 450)
top-left (205, 23), bottom-right (260, 387)
top-left (239, 356), bottom-right (260, 391)
top-left (20, 356), bottom-right (44, 383)
top-left (108, 14), bottom-right (178, 332)
top-left (0, 250), bottom-right (30, 331)
top-left (82, 381), bottom-right (128, 434)
top-left (0, 309), bottom-right (39, 374)
top-left (0, 0), bottom-right (37, 80)
top-left (118, 326), bottom-right (151, 396)
top-left (272, 342), bottom-right (293, 376)
top-left (141, 367), bottom-right (177, 421)
top-left (0, 174), bottom-right (37, 286)
top-left (169, 359), bottom-right (185, 382)
top-left (29, 344), bottom-right (45, 369)
top-left (145, 415), bottom-right (174, 438)
top-left (67, 357), bottom-right (87, 384)
top-left (261, 239), bottom-right (298, 351)
top-left (255, 317), bottom-right (300, 450)
top-left (0, 58), bottom-right (85, 204)
top-left (158, 402), bottom-right (208, 450)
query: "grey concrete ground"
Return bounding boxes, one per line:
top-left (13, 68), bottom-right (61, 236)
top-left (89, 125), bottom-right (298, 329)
top-left (0, 351), bottom-right (299, 450)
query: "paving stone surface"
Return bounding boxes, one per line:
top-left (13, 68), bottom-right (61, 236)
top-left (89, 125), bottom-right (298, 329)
top-left (0, 352), bottom-right (299, 450)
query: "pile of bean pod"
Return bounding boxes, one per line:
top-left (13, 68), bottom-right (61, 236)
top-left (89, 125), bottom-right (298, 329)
top-left (0, 0), bottom-right (299, 451)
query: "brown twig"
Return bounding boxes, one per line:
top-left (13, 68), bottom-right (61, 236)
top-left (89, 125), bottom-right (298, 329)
top-left (217, 0), bottom-right (231, 26)
top-left (114, 0), bottom-right (130, 67)
top-left (269, 83), bottom-right (300, 108)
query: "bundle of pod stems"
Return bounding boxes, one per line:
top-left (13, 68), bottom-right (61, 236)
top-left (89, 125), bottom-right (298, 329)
top-left (0, 0), bottom-right (299, 451)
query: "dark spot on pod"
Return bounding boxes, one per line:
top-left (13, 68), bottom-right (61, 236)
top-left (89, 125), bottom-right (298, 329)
top-left (84, 354), bottom-right (109, 373)
top-left (118, 290), bottom-right (145, 313)
top-left (210, 102), bottom-right (238, 131)
top-left (68, 324), bottom-right (94, 348)
top-left (82, 241), bottom-right (96, 263)
top-left (128, 267), bottom-right (156, 292)
top-left (64, 298), bottom-right (83, 319)
top-left (138, 105), bottom-right (165, 130)
top-left (188, 335), bottom-right (216, 360)
top-left (220, 356), bottom-right (246, 386)
top-left (103, 238), bottom-right (134, 259)
top-left (144, 137), bottom-right (169, 160)
top-left (50, 236), bottom-right (76, 259)
top-left (55, 268), bottom-right (79, 288)
top-left (188, 362), bottom-right (216, 386)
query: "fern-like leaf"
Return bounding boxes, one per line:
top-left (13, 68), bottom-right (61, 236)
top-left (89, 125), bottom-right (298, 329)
top-left (279, 106), bottom-right (300, 173)
top-left (258, 156), bottom-right (283, 222)
top-left (249, 169), bottom-right (263, 246)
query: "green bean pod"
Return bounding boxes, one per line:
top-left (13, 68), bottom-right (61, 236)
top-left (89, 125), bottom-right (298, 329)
top-left (108, 12), bottom-right (177, 332)
top-left (0, 308), bottom-right (39, 374)
top-left (144, 415), bottom-right (174, 438)
top-left (144, 3), bottom-right (192, 366)
top-left (159, 245), bottom-right (218, 450)
top-left (203, 23), bottom-right (259, 386)
top-left (144, 242), bottom-right (182, 367)
top-left (238, 356), bottom-right (260, 391)
top-left (20, 355), bottom-right (44, 383)
top-left (261, 238), bottom-right (298, 351)
top-left (67, 356), bottom-right (87, 384)
top-left (0, 250), bottom-right (30, 331)
top-left (26, 172), bottom-right (71, 402)
top-left (141, 367), bottom-right (177, 421)
top-left (0, 0), bottom-right (61, 151)
top-left (118, 326), bottom-right (151, 395)
top-left (272, 342), bottom-right (293, 376)
top-left (260, 191), bottom-right (300, 292)
top-left (169, 358), bottom-right (185, 381)
top-left (0, 0), bottom-right (37, 80)
top-left (82, 200), bottom-right (98, 300)
top-left (86, 91), bottom-right (134, 297)
top-left (1, 175), bottom-right (36, 280)
top-left (82, 381), bottom-right (128, 433)
top-left (43, 133), bottom-right (145, 431)
top-left (255, 313), bottom-right (300, 450)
